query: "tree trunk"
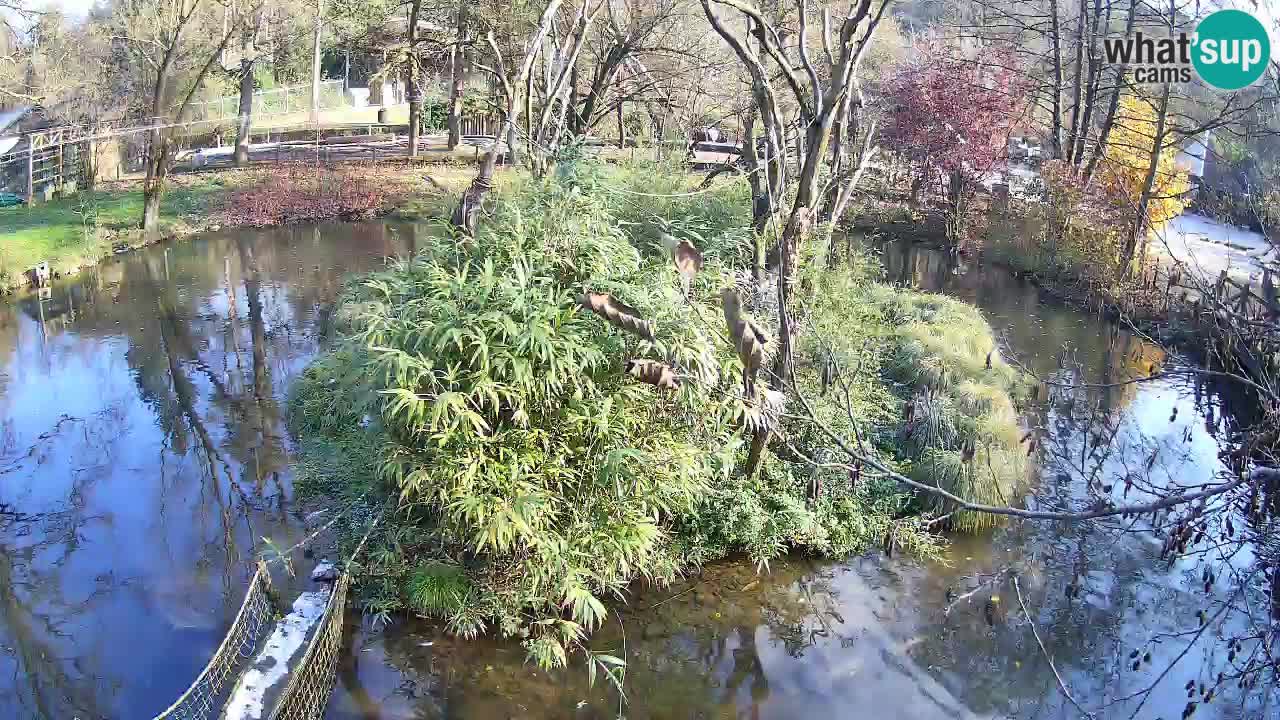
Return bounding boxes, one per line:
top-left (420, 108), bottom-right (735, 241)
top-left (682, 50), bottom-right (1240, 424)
top-left (234, 7), bottom-right (263, 167)
top-left (407, 0), bottom-right (423, 158)
top-left (1064, 0), bottom-right (1087, 164)
top-left (568, 64), bottom-right (581, 134)
top-left (617, 101), bottom-right (626, 147)
top-left (450, 1), bottom-right (564, 233)
top-left (140, 15), bottom-right (240, 232)
top-left (446, 0), bottom-right (468, 150)
top-left (828, 130), bottom-right (877, 228)
top-left (819, 92), bottom-right (852, 225)
top-left (1070, 0), bottom-right (1104, 166)
top-left (741, 111), bottom-right (766, 278)
top-left (309, 0), bottom-right (324, 125)
top-left (1048, 0), bottom-right (1065, 159)
top-left (141, 133), bottom-right (169, 234)
top-left (575, 48), bottom-right (624, 136)
top-left (505, 122), bottom-right (519, 166)
top-left (234, 61), bottom-right (255, 166)
top-left (408, 85), bottom-right (421, 156)
top-left (451, 143), bottom-right (498, 235)
top-left (141, 29), bottom-right (175, 234)
top-left (1082, 0), bottom-right (1136, 185)
top-left (745, 431), bottom-right (769, 478)
top-left (234, 50), bottom-right (256, 166)
top-left (946, 168), bottom-right (966, 251)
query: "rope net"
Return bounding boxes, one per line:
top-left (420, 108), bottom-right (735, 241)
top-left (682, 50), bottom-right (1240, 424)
top-left (268, 573), bottom-right (350, 720)
top-left (155, 511), bottom-right (376, 720)
top-left (153, 565), bottom-right (275, 720)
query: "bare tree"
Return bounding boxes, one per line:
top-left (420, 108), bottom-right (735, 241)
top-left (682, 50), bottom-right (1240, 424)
top-left (526, 0), bottom-right (599, 176)
top-left (110, 0), bottom-right (241, 232)
top-left (406, 0), bottom-right (425, 157)
top-left (450, 0), bottom-right (565, 235)
top-left (446, 0), bottom-right (469, 149)
top-left (700, 0), bottom-right (889, 476)
top-left (233, 3), bottom-right (265, 166)
top-left (566, 0), bottom-right (687, 138)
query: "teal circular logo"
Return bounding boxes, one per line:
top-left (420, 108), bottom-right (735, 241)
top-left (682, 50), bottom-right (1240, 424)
top-left (1193, 9), bottom-right (1271, 90)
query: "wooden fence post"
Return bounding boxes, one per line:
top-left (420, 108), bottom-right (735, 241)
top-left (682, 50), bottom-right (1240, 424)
top-left (26, 139), bottom-right (34, 202)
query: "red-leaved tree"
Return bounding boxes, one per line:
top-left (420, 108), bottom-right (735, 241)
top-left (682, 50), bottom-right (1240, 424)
top-left (882, 42), bottom-right (1026, 250)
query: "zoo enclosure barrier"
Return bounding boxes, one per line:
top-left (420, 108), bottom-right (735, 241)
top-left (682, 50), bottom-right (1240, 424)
top-left (150, 564), bottom-right (276, 720)
top-left (187, 80), bottom-right (347, 124)
top-left (150, 511), bottom-right (381, 720)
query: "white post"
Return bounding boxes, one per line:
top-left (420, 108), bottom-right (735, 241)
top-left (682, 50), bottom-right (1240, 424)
top-left (26, 139), bottom-right (34, 202)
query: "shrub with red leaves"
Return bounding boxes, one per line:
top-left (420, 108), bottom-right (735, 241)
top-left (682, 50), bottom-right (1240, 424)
top-left (218, 165), bottom-right (409, 227)
top-left (881, 41), bottom-right (1027, 188)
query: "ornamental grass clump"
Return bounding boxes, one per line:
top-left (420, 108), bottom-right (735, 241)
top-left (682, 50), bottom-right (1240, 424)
top-left (875, 287), bottom-right (1030, 531)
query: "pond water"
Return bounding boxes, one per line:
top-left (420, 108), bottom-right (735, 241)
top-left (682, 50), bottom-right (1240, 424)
top-left (0, 224), bottom-right (1270, 719)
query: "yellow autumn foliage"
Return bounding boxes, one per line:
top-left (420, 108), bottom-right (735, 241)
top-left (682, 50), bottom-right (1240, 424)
top-left (1098, 94), bottom-right (1191, 231)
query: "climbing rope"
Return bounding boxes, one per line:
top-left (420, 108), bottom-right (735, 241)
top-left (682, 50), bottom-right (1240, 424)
top-left (151, 507), bottom-right (383, 720)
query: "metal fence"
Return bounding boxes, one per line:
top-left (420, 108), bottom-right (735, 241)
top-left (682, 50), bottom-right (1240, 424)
top-left (0, 126), bottom-right (92, 199)
top-left (148, 565), bottom-right (351, 720)
top-left (188, 80), bottom-right (347, 124)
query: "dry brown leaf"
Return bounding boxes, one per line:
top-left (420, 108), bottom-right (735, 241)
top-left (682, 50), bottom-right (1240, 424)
top-left (625, 359), bottom-right (679, 390)
top-left (720, 288), bottom-right (769, 390)
top-left (578, 292), bottom-right (656, 341)
top-left (673, 239), bottom-right (703, 280)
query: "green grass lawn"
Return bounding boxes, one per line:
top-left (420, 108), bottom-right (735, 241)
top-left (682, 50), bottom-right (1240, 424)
top-left (0, 176), bottom-right (232, 286)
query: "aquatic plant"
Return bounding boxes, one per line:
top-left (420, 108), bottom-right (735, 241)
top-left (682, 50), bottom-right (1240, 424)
top-left (292, 168), bottom-right (745, 668)
top-left (875, 287), bottom-right (1030, 531)
top-left (407, 562), bottom-right (471, 619)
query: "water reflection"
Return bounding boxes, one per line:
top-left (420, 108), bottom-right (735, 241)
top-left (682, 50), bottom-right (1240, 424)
top-left (0, 222), bottom-right (426, 718)
top-left (325, 239), bottom-right (1273, 720)
top-left (0, 222), bottom-right (1270, 719)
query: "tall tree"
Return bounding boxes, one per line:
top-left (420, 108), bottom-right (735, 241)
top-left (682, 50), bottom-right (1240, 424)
top-left (526, 0), bottom-right (599, 176)
top-left (309, 0), bottom-right (324, 123)
top-left (446, 0), bottom-right (468, 149)
top-left (700, 0), bottom-right (890, 477)
top-left (406, 0), bottom-right (424, 156)
top-left (883, 43), bottom-right (1025, 250)
top-left (233, 4), bottom-right (265, 166)
top-left (1101, 90), bottom-right (1188, 277)
top-left (451, 0), bottom-right (565, 235)
top-left (111, 0), bottom-right (240, 232)
top-left (566, 0), bottom-right (685, 138)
